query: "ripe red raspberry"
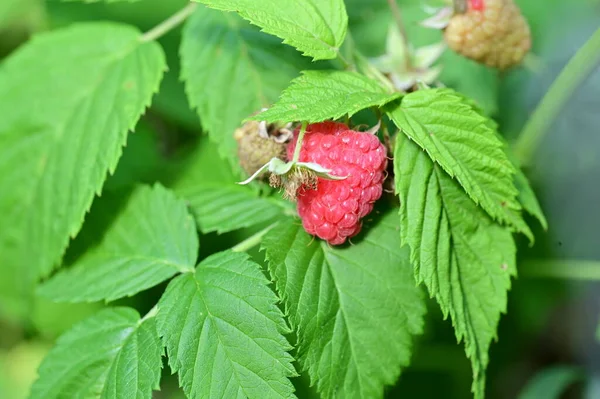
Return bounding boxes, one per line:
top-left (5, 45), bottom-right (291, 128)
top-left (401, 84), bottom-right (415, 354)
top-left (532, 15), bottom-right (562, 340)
top-left (444, 0), bottom-right (531, 70)
top-left (287, 122), bottom-right (387, 245)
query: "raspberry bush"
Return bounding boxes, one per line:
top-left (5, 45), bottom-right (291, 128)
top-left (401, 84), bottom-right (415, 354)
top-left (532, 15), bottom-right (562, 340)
top-left (1, 1), bottom-right (599, 399)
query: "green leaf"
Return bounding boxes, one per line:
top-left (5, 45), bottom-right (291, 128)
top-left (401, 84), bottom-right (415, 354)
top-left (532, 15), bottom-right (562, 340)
top-left (513, 168), bottom-right (547, 230)
top-left (157, 250), bottom-right (297, 399)
top-left (0, 0), bottom-right (38, 27)
top-left (179, 183), bottom-right (286, 234)
top-left (60, 0), bottom-right (140, 3)
top-left (167, 137), bottom-right (239, 189)
top-left (192, 0), bottom-right (348, 60)
top-left (455, 98), bottom-right (547, 231)
top-left (0, 24), bottom-right (165, 295)
top-left (167, 138), bottom-right (288, 234)
top-left (37, 184), bottom-right (198, 303)
top-left (30, 307), bottom-right (162, 399)
top-left (253, 70), bottom-right (402, 123)
top-left (181, 6), bottom-right (312, 165)
top-left (500, 143), bottom-right (548, 230)
top-left (262, 211), bottom-right (426, 398)
top-left (394, 135), bottom-right (516, 398)
top-left (518, 365), bottom-right (583, 399)
top-left (387, 88), bottom-right (532, 239)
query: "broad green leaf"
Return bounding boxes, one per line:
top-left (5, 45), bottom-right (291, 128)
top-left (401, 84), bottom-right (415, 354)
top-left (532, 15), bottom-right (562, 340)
top-left (513, 168), bottom-right (547, 230)
top-left (167, 138), bottom-right (289, 234)
top-left (37, 184), bottom-right (198, 302)
top-left (387, 88), bottom-right (532, 239)
top-left (157, 251), bottom-right (297, 399)
top-left (179, 183), bottom-right (286, 234)
top-left (488, 126), bottom-right (547, 231)
top-left (193, 0), bottom-right (348, 60)
top-left (30, 307), bottom-right (162, 399)
top-left (0, 0), bottom-right (20, 24)
top-left (501, 143), bottom-right (548, 230)
top-left (253, 70), bottom-right (401, 123)
top-left (262, 211), bottom-right (426, 398)
top-left (167, 137), bottom-right (239, 189)
top-left (60, 0), bottom-right (140, 3)
top-left (454, 95), bottom-right (546, 231)
top-left (0, 0), bottom-right (34, 26)
top-left (394, 135), bottom-right (516, 398)
top-left (181, 6), bottom-right (312, 165)
top-left (518, 366), bottom-right (583, 399)
top-left (0, 24), bottom-right (166, 298)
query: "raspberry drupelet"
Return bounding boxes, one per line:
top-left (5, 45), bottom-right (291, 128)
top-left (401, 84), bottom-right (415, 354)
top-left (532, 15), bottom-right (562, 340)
top-left (444, 0), bottom-right (531, 70)
top-left (287, 121), bottom-right (387, 245)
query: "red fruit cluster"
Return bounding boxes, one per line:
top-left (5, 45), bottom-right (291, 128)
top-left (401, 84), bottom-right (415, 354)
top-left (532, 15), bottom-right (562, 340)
top-left (287, 122), bottom-right (387, 245)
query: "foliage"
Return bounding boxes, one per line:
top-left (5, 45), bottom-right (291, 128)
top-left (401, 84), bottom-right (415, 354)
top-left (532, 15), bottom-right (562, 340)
top-left (2, 1), bottom-right (597, 399)
top-left (263, 212), bottom-right (425, 398)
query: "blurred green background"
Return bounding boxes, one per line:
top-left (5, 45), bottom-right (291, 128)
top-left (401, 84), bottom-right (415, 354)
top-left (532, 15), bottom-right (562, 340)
top-left (1, 0), bottom-right (600, 398)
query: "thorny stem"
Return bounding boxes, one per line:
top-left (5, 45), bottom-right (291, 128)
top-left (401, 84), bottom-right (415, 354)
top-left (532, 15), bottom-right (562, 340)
top-left (231, 224), bottom-right (278, 253)
top-left (386, 0), bottom-right (412, 71)
top-left (141, 2), bottom-right (198, 42)
top-left (291, 122), bottom-right (308, 163)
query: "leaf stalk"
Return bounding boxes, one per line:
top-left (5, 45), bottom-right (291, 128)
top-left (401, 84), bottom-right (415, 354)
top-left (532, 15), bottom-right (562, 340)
top-left (231, 223), bottom-right (278, 253)
top-left (386, 0), bottom-right (412, 71)
top-left (141, 2), bottom-right (198, 42)
top-left (291, 121), bottom-right (308, 163)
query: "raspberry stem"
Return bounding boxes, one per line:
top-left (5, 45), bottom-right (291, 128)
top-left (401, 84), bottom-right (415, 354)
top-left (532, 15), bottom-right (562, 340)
top-left (141, 305), bottom-right (159, 322)
top-left (386, 0), bottom-right (412, 71)
top-left (373, 107), bottom-right (392, 152)
top-left (231, 223), bottom-right (277, 253)
top-left (514, 26), bottom-right (600, 165)
top-left (291, 121), bottom-right (308, 163)
top-left (141, 2), bottom-right (197, 42)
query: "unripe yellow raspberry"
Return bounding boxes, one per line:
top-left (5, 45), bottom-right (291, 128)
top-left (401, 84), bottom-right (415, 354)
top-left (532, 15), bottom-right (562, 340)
top-left (444, 0), bottom-right (531, 70)
top-left (234, 121), bottom-right (291, 177)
